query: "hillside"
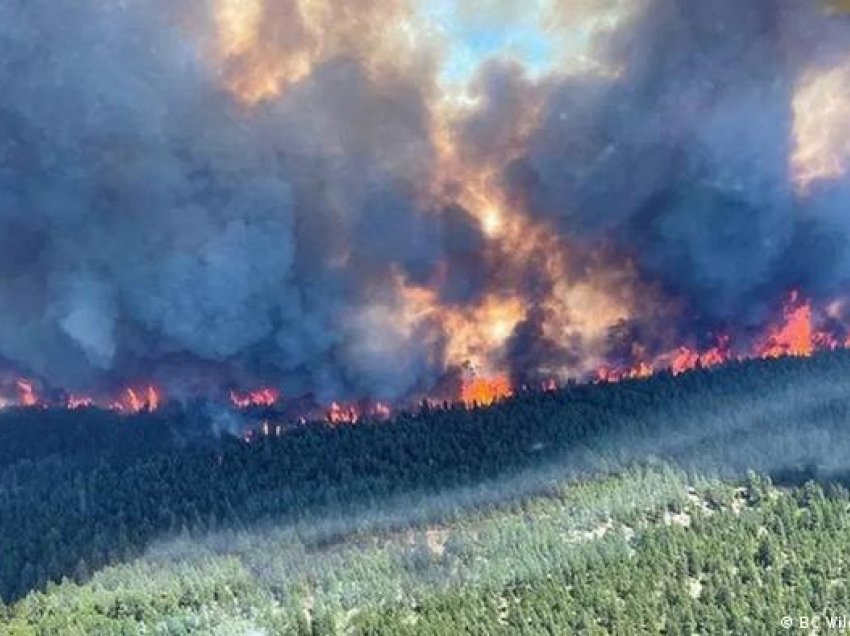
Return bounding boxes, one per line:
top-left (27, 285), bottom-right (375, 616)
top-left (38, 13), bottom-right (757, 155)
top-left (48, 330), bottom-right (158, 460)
top-left (4, 352), bottom-right (850, 633)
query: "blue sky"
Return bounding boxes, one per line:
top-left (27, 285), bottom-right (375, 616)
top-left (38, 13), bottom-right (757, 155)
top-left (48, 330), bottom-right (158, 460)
top-left (416, 0), bottom-right (605, 89)
top-left (418, 0), bottom-right (558, 84)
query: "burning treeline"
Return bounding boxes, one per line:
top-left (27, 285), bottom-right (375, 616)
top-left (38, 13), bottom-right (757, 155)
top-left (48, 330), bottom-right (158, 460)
top-left (0, 0), bottom-right (849, 417)
top-left (2, 290), bottom-right (848, 420)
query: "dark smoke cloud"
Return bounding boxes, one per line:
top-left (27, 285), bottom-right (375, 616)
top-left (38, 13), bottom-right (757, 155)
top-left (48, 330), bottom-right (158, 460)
top-left (493, 0), bottom-right (850, 326)
top-left (1, 0), bottom-right (850, 401)
top-left (0, 0), bottom-right (459, 401)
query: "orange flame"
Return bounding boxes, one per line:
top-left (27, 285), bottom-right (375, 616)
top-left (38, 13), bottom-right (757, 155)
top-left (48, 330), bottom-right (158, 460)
top-left (3, 291), bottom-right (850, 419)
top-left (15, 379), bottom-right (39, 407)
top-left (598, 291), bottom-right (845, 383)
top-left (460, 375), bottom-right (512, 407)
top-left (757, 291), bottom-right (820, 358)
top-left (670, 348), bottom-right (700, 376)
top-left (66, 395), bottom-right (94, 410)
top-left (670, 336), bottom-right (733, 376)
top-left (699, 337), bottom-right (734, 368)
top-left (325, 401), bottom-right (392, 424)
top-left (110, 386), bottom-right (162, 414)
top-left (326, 402), bottom-right (360, 424)
top-left (230, 387), bottom-right (280, 409)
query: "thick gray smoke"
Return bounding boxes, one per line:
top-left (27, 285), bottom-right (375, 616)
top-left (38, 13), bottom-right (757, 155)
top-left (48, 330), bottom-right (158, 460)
top-left (493, 0), bottom-right (850, 328)
top-left (0, 0), bottom-right (457, 401)
top-left (1, 0), bottom-right (849, 401)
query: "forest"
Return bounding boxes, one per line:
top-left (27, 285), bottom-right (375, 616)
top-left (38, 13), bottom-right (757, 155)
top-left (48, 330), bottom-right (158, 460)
top-left (4, 352), bottom-right (850, 633)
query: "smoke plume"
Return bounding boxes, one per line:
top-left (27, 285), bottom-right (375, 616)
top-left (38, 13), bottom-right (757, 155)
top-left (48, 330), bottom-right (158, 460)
top-left (0, 0), bottom-right (849, 406)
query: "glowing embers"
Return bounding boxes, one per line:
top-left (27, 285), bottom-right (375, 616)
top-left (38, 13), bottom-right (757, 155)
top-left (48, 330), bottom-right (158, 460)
top-left (595, 362), bottom-right (653, 383)
top-left (230, 387), bottom-right (280, 409)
